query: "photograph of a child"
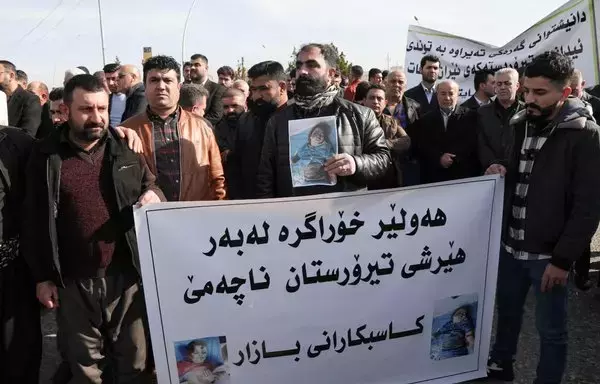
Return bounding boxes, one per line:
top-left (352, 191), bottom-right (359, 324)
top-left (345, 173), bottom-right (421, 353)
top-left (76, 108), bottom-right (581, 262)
top-left (289, 116), bottom-right (338, 187)
top-left (430, 294), bottom-right (478, 361)
top-left (174, 336), bottom-right (230, 384)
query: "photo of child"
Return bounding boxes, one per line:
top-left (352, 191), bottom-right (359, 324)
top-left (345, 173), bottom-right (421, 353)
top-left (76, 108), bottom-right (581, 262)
top-left (174, 336), bottom-right (230, 384)
top-left (289, 116), bottom-right (337, 187)
top-left (430, 294), bottom-right (478, 361)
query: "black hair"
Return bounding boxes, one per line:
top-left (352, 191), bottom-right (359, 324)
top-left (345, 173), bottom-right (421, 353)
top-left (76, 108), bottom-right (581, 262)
top-left (289, 69), bottom-right (296, 79)
top-left (103, 63), bottom-right (120, 74)
top-left (351, 65), bottom-right (364, 78)
top-left (382, 70), bottom-right (389, 80)
top-left (186, 340), bottom-right (208, 355)
top-left (16, 70), bottom-right (28, 83)
top-left (143, 55), bottom-right (181, 83)
top-left (49, 87), bottom-right (64, 102)
top-left (368, 68), bottom-right (382, 80)
top-left (0, 60), bottom-right (16, 74)
top-left (63, 74), bottom-right (105, 104)
top-left (354, 81), bottom-right (371, 102)
top-left (307, 122), bottom-right (333, 146)
top-left (473, 69), bottom-right (494, 91)
top-left (217, 66), bottom-right (235, 79)
top-left (179, 84), bottom-right (209, 108)
top-left (190, 54), bottom-right (208, 64)
top-left (366, 83), bottom-right (387, 97)
top-left (248, 61), bottom-right (286, 81)
top-left (183, 61), bottom-right (192, 68)
top-left (298, 43), bottom-right (339, 69)
top-left (420, 54), bottom-right (440, 68)
top-left (524, 51), bottom-right (574, 88)
top-left (222, 87), bottom-right (246, 99)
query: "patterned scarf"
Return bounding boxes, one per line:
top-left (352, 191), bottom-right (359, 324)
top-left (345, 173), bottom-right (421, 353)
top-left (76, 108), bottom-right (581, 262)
top-left (293, 85), bottom-right (339, 112)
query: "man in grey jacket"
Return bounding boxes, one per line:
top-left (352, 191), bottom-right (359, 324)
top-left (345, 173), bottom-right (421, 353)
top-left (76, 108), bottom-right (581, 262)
top-left (256, 43), bottom-right (390, 198)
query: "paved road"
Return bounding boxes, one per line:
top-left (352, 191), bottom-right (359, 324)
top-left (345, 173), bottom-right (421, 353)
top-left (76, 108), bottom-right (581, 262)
top-left (39, 253), bottom-right (600, 383)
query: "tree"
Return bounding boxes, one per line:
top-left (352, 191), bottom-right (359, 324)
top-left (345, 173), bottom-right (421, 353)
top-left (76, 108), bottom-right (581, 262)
top-left (236, 57), bottom-right (247, 81)
top-left (287, 47), bottom-right (299, 73)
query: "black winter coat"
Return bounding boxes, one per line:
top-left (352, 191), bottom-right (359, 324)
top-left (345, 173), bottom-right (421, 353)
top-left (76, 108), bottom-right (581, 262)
top-left (256, 97), bottom-right (390, 198)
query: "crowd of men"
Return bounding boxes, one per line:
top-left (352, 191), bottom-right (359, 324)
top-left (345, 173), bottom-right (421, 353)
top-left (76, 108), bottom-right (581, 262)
top-left (0, 44), bottom-right (599, 384)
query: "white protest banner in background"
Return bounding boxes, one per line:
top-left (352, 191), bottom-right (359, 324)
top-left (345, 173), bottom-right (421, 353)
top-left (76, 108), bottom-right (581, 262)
top-left (405, 0), bottom-right (599, 100)
top-left (134, 176), bottom-right (504, 384)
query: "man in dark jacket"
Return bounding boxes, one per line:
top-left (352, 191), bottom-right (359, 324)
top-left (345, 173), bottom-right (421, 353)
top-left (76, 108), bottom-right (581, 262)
top-left (117, 64), bottom-right (147, 122)
top-left (461, 69), bottom-right (495, 110)
top-left (484, 52), bottom-right (600, 384)
top-left (405, 54), bottom-right (440, 115)
top-left (228, 61), bottom-right (288, 199)
top-left (412, 79), bottom-right (479, 184)
top-left (23, 74), bottom-right (165, 383)
top-left (190, 54), bottom-right (226, 125)
top-left (0, 60), bottom-right (42, 136)
top-left (477, 68), bottom-right (524, 171)
top-left (256, 43), bottom-right (390, 198)
top-left (0, 126), bottom-right (41, 384)
top-left (383, 69), bottom-right (421, 185)
top-left (363, 83), bottom-right (410, 189)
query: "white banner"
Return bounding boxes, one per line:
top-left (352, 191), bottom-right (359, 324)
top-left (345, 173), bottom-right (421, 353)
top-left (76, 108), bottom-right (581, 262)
top-left (405, 0), bottom-right (599, 99)
top-left (134, 176), bottom-right (504, 384)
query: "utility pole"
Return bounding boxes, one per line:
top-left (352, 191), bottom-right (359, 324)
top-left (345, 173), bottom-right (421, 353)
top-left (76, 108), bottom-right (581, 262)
top-left (182, 0), bottom-right (199, 66)
top-left (97, 0), bottom-right (106, 66)
top-left (386, 53), bottom-right (391, 70)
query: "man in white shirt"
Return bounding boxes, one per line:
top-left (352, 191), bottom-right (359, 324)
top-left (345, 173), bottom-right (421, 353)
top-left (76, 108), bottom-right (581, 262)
top-left (0, 90), bottom-right (7, 126)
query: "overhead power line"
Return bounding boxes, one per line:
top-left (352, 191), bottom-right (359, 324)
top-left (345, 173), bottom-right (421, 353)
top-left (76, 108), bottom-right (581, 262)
top-left (15, 0), bottom-right (66, 44)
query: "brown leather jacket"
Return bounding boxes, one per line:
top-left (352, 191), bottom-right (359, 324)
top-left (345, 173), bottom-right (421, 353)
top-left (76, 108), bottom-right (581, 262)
top-left (121, 108), bottom-right (226, 201)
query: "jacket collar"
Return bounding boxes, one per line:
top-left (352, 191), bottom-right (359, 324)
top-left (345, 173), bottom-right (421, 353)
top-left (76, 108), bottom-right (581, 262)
top-left (39, 122), bottom-right (124, 156)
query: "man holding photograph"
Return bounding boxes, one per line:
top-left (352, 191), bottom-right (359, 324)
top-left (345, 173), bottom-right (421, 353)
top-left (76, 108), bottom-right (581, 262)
top-left (256, 43), bottom-right (390, 198)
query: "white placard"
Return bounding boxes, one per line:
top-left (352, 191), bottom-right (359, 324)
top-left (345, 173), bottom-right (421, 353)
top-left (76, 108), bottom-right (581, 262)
top-left (134, 176), bottom-right (504, 384)
top-left (405, 0), bottom-right (599, 100)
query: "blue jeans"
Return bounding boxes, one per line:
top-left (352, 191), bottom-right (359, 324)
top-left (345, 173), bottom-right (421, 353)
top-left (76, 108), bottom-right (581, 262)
top-left (491, 253), bottom-right (568, 384)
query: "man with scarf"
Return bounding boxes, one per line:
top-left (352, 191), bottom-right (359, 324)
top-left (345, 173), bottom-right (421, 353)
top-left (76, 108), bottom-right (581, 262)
top-left (484, 52), bottom-right (600, 383)
top-left (256, 43), bottom-right (390, 198)
top-left (227, 61), bottom-right (288, 199)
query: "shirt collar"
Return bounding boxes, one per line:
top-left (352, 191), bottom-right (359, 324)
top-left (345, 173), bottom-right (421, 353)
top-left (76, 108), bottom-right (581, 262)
top-left (146, 106), bottom-right (179, 123)
top-left (421, 82), bottom-right (435, 93)
top-left (474, 95), bottom-right (490, 106)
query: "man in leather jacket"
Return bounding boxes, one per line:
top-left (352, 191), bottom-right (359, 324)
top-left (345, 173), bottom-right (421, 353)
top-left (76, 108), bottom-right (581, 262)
top-left (256, 43), bottom-right (390, 198)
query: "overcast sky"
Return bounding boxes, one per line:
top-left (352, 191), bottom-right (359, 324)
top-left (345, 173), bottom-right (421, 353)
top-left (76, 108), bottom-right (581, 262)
top-left (0, 0), bottom-right (567, 88)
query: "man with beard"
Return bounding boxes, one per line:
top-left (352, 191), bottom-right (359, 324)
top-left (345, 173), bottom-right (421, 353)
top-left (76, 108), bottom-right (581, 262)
top-left (256, 44), bottom-right (389, 198)
top-left (405, 55), bottom-right (440, 114)
top-left (23, 74), bottom-right (164, 383)
top-left (461, 69), bottom-right (495, 110)
top-left (214, 88), bottom-right (247, 163)
top-left (120, 55), bottom-right (225, 201)
top-left (363, 84), bottom-right (410, 189)
top-left (484, 52), bottom-right (600, 383)
top-left (217, 66), bottom-right (235, 88)
top-left (183, 62), bottom-right (192, 84)
top-left (227, 61), bottom-right (287, 199)
top-left (190, 54), bottom-right (226, 125)
top-left (0, 60), bottom-right (42, 136)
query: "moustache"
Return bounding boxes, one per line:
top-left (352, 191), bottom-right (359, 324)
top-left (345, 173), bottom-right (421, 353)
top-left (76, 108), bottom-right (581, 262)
top-left (84, 122), bottom-right (105, 129)
top-left (525, 103), bottom-right (542, 111)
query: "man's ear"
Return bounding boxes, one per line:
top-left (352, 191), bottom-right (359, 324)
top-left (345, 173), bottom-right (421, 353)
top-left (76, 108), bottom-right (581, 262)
top-left (278, 80), bottom-right (287, 95)
top-left (561, 86), bottom-right (572, 100)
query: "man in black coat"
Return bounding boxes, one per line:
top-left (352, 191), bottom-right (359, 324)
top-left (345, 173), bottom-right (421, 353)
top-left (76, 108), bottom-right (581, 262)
top-left (116, 65), bottom-right (147, 122)
top-left (405, 54), bottom-right (440, 115)
top-left (461, 69), bottom-right (495, 110)
top-left (0, 125), bottom-right (41, 384)
top-left (0, 60), bottom-right (42, 136)
top-left (190, 54), bottom-right (226, 126)
top-left (412, 79), bottom-right (479, 184)
top-left (228, 61), bottom-right (289, 199)
top-left (256, 43), bottom-right (390, 198)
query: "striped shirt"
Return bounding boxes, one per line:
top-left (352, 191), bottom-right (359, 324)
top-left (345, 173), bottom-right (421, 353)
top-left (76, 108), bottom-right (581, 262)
top-left (503, 122), bottom-right (552, 260)
top-left (148, 107), bottom-right (181, 201)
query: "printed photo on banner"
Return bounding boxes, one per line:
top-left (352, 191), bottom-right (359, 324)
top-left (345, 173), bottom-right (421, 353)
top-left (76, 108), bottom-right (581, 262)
top-left (430, 293), bottom-right (478, 361)
top-left (174, 336), bottom-right (231, 384)
top-left (289, 116), bottom-right (337, 188)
